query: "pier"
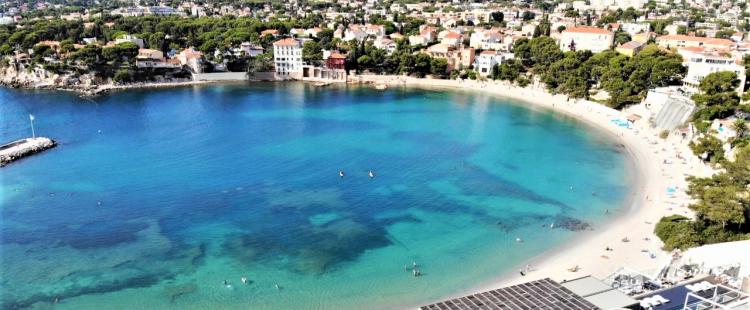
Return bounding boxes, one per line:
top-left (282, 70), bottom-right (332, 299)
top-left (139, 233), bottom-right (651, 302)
top-left (0, 137), bottom-right (56, 167)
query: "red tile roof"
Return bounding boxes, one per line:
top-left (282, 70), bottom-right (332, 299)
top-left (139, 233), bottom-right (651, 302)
top-left (656, 35), bottom-right (733, 47)
top-left (273, 38), bottom-right (300, 46)
top-left (564, 26), bottom-right (612, 35)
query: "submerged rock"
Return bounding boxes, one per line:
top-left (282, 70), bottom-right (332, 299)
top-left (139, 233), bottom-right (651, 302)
top-left (553, 215), bottom-right (592, 231)
top-left (165, 283), bottom-right (198, 302)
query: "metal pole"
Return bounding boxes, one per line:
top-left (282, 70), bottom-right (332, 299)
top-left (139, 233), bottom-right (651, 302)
top-left (30, 116), bottom-right (35, 138)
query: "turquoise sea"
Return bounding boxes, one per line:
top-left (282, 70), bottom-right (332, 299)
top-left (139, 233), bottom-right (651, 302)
top-left (0, 83), bottom-right (631, 309)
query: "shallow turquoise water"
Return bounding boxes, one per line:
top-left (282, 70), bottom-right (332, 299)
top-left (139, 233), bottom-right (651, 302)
top-left (0, 83), bottom-right (631, 309)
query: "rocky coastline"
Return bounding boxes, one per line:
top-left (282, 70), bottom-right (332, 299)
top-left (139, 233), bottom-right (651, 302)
top-left (0, 64), bottom-right (197, 96)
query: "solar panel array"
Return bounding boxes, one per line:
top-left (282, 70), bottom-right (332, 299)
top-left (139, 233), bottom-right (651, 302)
top-left (419, 278), bottom-right (601, 310)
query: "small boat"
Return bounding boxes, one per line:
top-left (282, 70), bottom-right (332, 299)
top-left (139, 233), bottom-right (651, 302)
top-left (375, 84), bottom-right (387, 90)
top-left (314, 82), bottom-right (331, 87)
top-left (368, 170), bottom-right (375, 178)
top-left (339, 170), bottom-right (345, 178)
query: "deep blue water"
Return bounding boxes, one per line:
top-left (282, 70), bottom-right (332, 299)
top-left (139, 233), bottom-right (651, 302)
top-left (0, 83), bottom-right (631, 309)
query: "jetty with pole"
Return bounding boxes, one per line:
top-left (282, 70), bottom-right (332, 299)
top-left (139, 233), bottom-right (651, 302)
top-left (0, 137), bottom-right (57, 167)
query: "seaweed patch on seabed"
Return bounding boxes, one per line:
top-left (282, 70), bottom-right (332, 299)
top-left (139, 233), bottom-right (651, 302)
top-left (221, 217), bottom-right (393, 275)
top-left (0, 220), bottom-right (205, 309)
top-left (455, 163), bottom-right (571, 210)
top-left (495, 215), bottom-right (592, 232)
top-left (165, 282), bottom-right (199, 302)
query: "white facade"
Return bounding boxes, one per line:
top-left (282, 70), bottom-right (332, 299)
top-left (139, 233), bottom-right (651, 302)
top-left (115, 35), bottom-right (145, 48)
top-left (273, 38), bottom-right (303, 76)
top-left (559, 27), bottom-right (614, 53)
top-left (474, 51), bottom-right (514, 76)
top-left (680, 48), bottom-right (746, 95)
top-left (469, 30), bottom-right (504, 50)
top-left (620, 23), bottom-right (651, 36)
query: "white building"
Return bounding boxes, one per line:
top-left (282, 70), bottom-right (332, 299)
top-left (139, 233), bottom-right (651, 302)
top-left (474, 50), bottom-right (513, 76)
top-left (559, 26), bottom-right (614, 53)
top-left (678, 47), bottom-right (746, 95)
top-left (469, 29), bottom-right (505, 50)
top-left (177, 47), bottom-right (204, 73)
top-left (237, 42), bottom-right (264, 57)
top-left (620, 23), bottom-right (651, 36)
top-left (373, 37), bottom-right (397, 54)
top-left (273, 38), bottom-right (303, 77)
top-left (115, 35), bottom-right (145, 48)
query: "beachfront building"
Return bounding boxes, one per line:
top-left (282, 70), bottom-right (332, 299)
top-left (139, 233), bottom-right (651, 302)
top-left (644, 87), bottom-right (696, 130)
top-left (273, 38), bottom-right (303, 78)
top-left (421, 277), bottom-right (638, 310)
top-left (678, 47), bottom-right (746, 95)
top-left (474, 51), bottom-right (513, 77)
top-left (423, 44), bottom-right (475, 72)
top-left (325, 52), bottom-right (346, 70)
top-left (559, 26), bottom-right (614, 53)
top-left (135, 48), bottom-right (180, 68)
top-left (655, 35), bottom-right (734, 50)
top-left (176, 47), bottom-right (204, 73)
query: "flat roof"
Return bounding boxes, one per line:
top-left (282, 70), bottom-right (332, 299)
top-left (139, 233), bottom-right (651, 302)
top-left (419, 278), bottom-right (599, 310)
top-left (561, 276), bottom-right (638, 310)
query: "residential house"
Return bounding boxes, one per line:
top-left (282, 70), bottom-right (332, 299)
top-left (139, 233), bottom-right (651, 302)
top-left (273, 38), bottom-right (303, 77)
top-left (559, 26), bottom-right (614, 53)
top-left (441, 31), bottom-right (463, 47)
top-left (305, 27), bottom-right (323, 38)
top-left (115, 35), bottom-right (144, 48)
top-left (409, 26), bottom-right (437, 46)
top-left (238, 42), bottom-right (263, 57)
top-left (424, 44), bottom-right (475, 71)
top-left (373, 37), bottom-right (397, 54)
top-left (469, 29), bottom-right (504, 50)
top-left (615, 41), bottom-right (644, 57)
top-left (620, 22), bottom-right (651, 36)
top-left (678, 47), bottom-right (746, 95)
top-left (261, 29), bottom-right (280, 37)
top-left (177, 47), bottom-right (204, 73)
top-left (474, 50), bottom-right (513, 76)
top-left (325, 51), bottom-right (346, 69)
top-left (656, 35), bottom-right (734, 50)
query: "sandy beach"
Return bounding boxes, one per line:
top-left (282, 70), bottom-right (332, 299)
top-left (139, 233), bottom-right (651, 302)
top-left (353, 74), bottom-right (715, 303)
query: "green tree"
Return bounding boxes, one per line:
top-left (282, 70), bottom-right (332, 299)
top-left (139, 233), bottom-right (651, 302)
top-left (490, 11), bottom-right (504, 23)
top-left (302, 41), bottom-right (323, 65)
top-left (430, 58), bottom-right (448, 77)
top-left (692, 71), bottom-right (741, 121)
top-left (689, 134), bottom-right (726, 163)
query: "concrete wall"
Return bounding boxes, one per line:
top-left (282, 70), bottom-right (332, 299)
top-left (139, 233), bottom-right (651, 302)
top-left (191, 72), bottom-right (248, 81)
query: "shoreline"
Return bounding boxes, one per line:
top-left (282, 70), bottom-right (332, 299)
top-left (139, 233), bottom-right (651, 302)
top-left (352, 74), bottom-right (714, 308)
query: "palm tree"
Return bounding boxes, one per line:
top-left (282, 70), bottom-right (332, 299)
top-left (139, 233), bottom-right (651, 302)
top-left (733, 118), bottom-right (747, 138)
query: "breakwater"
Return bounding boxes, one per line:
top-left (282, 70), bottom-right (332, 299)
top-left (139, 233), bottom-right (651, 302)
top-left (0, 137), bottom-right (56, 166)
